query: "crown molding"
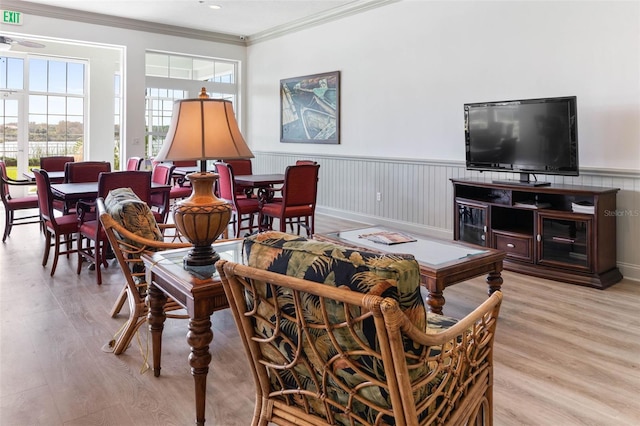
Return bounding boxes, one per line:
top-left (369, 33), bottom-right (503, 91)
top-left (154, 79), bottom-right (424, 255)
top-left (246, 0), bottom-right (400, 45)
top-left (0, 0), bottom-right (246, 46)
top-left (1, 0), bottom-right (399, 47)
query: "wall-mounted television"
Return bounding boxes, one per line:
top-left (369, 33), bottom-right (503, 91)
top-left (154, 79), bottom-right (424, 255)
top-left (464, 96), bottom-right (578, 186)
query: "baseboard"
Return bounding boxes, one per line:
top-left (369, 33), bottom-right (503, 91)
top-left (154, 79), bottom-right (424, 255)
top-left (617, 262), bottom-right (640, 282)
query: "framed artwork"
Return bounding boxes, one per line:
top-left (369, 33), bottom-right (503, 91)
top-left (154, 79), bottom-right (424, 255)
top-left (280, 71), bottom-right (340, 144)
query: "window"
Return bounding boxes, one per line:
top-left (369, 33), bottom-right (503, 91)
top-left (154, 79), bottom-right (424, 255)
top-left (0, 55), bottom-right (87, 175)
top-left (145, 88), bottom-right (187, 158)
top-left (144, 52), bottom-right (239, 158)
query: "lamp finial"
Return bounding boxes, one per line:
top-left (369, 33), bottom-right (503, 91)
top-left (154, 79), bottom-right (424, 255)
top-left (198, 87), bottom-right (209, 99)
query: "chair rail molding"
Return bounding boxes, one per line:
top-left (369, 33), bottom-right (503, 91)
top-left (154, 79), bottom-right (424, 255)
top-left (253, 151), bottom-right (640, 282)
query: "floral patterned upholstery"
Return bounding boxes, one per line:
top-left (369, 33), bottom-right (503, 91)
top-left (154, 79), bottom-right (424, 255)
top-left (243, 231), bottom-right (460, 424)
top-left (104, 187), bottom-right (162, 243)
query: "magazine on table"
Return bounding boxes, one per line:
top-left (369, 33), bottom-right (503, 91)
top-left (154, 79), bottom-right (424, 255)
top-left (358, 230), bottom-right (417, 245)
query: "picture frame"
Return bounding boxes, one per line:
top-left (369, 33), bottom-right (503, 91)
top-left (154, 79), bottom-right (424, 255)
top-left (280, 71), bottom-right (340, 144)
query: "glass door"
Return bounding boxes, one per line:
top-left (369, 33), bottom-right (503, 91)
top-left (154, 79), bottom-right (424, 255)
top-left (537, 211), bottom-right (592, 272)
top-left (456, 200), bottom-right (489, 247)
top-left (1, 94), bottom-right (28, 180)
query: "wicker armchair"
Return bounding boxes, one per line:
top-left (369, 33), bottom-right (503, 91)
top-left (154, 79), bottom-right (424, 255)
top-left (217, 231), bottom-right (503, 426)
top-left (97, 197), bottom-right (191, 354)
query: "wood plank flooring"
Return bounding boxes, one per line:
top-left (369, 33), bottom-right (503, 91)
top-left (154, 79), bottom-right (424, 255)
top-left (1, 214), bottom-right (639, 425)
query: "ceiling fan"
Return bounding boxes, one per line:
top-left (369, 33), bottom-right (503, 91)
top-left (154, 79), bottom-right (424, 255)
top-left (0, 35), bottom-right (45, 50)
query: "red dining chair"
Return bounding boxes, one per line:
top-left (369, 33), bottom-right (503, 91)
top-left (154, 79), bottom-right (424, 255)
top-left (126, 157), bottom-right (143, 171)
top-left (295, 160), bottom-right (318, 165)
top-left (33, 169), bottom-right (79, 276)
top-left (1, 160), bottom-right (40, 242)
top-left (150, 163), bottom-right (174, 223)
top-left (168, 163), bottom-right (194, 201)
top-left (64, 161), bottom-right (112, 183)
top-left (215, 162), bottom-right (259, 238)
top-left (60, 161), bottom-right (111, 214)
top-left (40, 156), bottom-right (74, 183)
top-left (226, 158), bottom-right (253, 197)
top-left (77, 170), bottom-right (152, 285)
top-left (258, 164), bottom-right (320, 236)
top-left (172, 160), bottom-right (197, 167)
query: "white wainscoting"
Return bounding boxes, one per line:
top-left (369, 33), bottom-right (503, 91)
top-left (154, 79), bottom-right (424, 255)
top-left (253, 151), bottom-right (640, 281)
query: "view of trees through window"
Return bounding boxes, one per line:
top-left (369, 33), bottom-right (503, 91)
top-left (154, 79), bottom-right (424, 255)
top-left (145, 52), bottom-right (239, 159)
top-left (0, 55), bottom-right (86, 177)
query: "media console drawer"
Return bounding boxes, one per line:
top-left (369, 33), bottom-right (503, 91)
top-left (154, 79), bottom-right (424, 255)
top-left (492, 231), bottom-right (533, 263)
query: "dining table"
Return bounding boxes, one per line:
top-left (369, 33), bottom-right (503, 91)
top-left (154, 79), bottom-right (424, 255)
top-left (51, 181), bottom-right (171, 205)
top-left (234, 173), bottom-right (285, 203)
top-left (23, 170), bottom-right (65, 182)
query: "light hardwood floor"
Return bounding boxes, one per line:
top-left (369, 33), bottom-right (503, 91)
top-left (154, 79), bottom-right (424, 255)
top-left (1, 215), bottom-right (639, 425)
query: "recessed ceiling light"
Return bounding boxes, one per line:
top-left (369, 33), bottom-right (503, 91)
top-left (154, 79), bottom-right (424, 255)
top-left (198, 1), bottom-right (221, 9)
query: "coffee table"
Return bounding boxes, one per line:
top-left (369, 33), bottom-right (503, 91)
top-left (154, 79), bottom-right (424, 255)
top-left (316, 226), bottom-right (505, 314)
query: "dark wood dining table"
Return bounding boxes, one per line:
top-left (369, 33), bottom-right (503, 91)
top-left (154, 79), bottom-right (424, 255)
top-left (23, 170), bottom-right (65, 182)
top-left (234, 173), bottom-right (285, 204)
top-left (51, 181), bottom-right (171, 204)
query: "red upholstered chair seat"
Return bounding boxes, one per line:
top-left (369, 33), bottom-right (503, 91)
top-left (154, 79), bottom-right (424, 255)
top-left (1, 160), bottom-right (41, 242)
top-left (6, 194), bottom-right (39, 209)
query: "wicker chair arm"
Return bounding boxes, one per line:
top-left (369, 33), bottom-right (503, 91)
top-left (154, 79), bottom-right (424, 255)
top-left (388, 290), bottom-right (502, 345)
top-left (99, 210), bottom-right (192, 250)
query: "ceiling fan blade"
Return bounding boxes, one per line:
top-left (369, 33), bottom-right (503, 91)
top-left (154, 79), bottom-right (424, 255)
top-left (16, 40), bottom-right (45, 48)
top-left (0, 35), bottom-right (45, 48)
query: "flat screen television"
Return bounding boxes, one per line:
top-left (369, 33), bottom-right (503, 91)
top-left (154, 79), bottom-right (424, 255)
top-left (464, 96), bottom-right (578, 186)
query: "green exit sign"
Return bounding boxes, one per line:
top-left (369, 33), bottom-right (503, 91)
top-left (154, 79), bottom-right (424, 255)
top-left (2, 10), bottom-right (22, 25)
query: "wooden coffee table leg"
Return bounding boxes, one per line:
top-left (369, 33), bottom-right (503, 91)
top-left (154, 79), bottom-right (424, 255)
top-left (486, 269), bottom-right (503, 295)
top-left (188, 316), bottom-right (214, 426)
top-left (424, 278), bottom-right (445, 315)
top-left (147, 283), bottom-right (167, 377)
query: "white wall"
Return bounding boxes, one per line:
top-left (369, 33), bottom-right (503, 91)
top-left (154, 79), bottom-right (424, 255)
top-left (9, 13), bottom-right (246, 166)
top-left (246, 1), bottom-right (640, 171)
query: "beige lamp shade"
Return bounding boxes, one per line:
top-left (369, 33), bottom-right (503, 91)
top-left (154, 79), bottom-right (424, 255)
top-left (153, 88), bottom-right (252, 270)
top-left (155, 95), bottom-right (253, 162)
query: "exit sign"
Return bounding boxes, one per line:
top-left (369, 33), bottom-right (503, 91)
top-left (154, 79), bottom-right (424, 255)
top-left (2, 10), bottom-right (22, 25)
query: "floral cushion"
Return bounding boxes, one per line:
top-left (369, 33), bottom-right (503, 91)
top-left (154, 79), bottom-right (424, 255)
top-left (104, 187), bottom-right (162, 242)
top-left (244, 231), bottom-right (433, 424)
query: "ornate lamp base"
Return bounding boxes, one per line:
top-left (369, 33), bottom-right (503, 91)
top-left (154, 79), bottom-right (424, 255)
top-left (173, 171), bottom-right (232, 268)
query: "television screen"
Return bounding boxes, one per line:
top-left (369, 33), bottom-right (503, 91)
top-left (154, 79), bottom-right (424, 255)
top-left (465, 96), bottom-right (578, 184)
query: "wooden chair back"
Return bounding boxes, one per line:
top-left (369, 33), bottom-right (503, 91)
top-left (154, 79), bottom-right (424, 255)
top-left (225, 159), bottom-right (253, 196)
top-left (150, 164), bottom-right (175, 222)
top-left (40, 156), bottom-right (75, 183)
top-left (215, 162), bottom-right (259, 237)
top-left (225, 159), bottom-right (252, 175)
top-left (281, 163), bottom-right (319, 207)
top-left (98, 170), bottom-right (151, 203)
top-left (126, 157), bottom-right (143, 171)
top-left (214, 162), bottom-right (236, 202)
top-left (172, 160), bottom-right (197, 167)
top-left (32, 168), bottom-right (56, 223)
top-left (65, 161), bottom-right (111, 183)
top-left (40, 156), bottom-right (75, 172)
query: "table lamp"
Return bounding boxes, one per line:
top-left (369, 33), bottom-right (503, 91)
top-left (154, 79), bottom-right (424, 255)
top-left (155, 87), bottom-right (253, 269)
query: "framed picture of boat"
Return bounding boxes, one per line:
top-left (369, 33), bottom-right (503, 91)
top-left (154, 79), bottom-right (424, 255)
top-left (280, 71), bottom-right (340, 144)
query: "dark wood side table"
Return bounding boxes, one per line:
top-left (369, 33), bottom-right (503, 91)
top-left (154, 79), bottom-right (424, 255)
top-left (142, 240), bottom-right (244, 426)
